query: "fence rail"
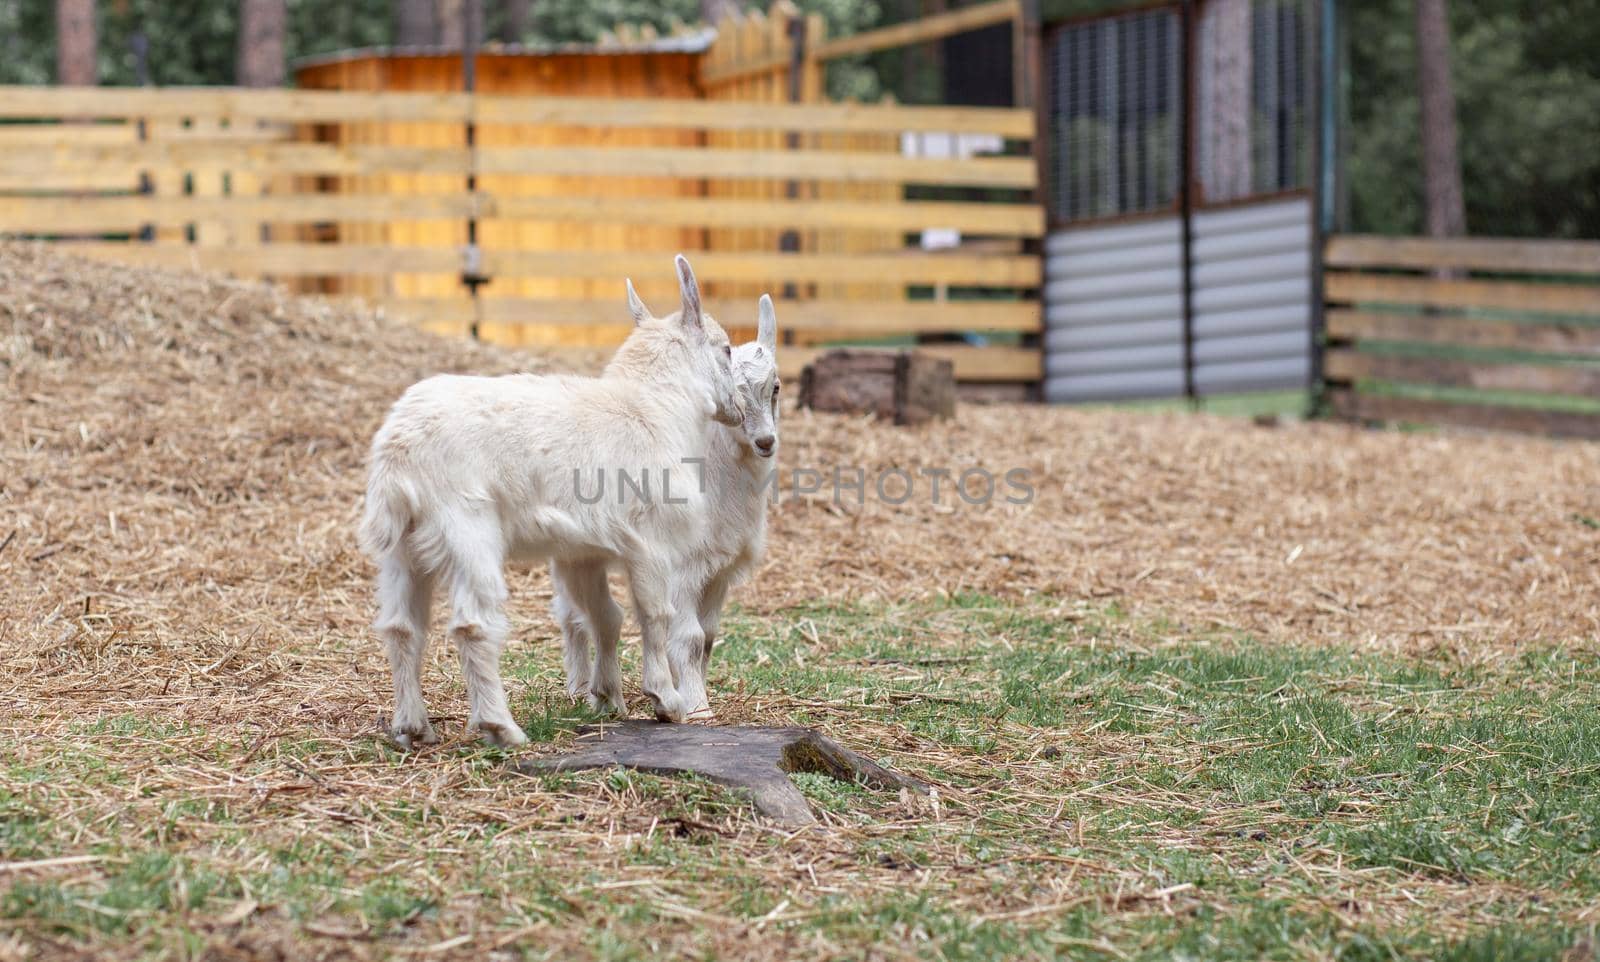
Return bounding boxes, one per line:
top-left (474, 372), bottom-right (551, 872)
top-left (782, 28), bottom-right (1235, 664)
top-left (1324, 233), bottom-right (1600, 439)
top-left (0, 83), bottom-right (1041, 384)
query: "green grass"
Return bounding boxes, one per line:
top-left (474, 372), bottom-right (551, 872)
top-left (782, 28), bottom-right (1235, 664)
top-left (4, 595), bottom-right (1598, 959)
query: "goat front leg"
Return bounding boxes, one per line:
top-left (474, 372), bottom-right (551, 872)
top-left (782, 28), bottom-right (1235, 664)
top-left (626, 556), bottom-right (687, 723)
top-left (666, 594), bottom-right (710, 723)
top-left (679, 574), bottom-right (732, 721)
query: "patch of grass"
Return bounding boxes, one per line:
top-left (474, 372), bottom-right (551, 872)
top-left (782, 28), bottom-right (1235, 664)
top-left (7, 594), bottom-right (1600, 959)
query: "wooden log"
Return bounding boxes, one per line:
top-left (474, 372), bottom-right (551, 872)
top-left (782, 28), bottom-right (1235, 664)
top-left (513, 721), bottom-right (926, 826)
top-left (797, 349), bottom-right (956, 426)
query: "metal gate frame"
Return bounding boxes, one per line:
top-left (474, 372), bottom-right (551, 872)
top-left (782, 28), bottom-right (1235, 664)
top-left (1037, 0), bottom-right (1331, 404)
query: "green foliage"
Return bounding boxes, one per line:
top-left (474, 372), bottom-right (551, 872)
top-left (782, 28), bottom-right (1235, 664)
top-left (1347, 0), bottom-right (1600, 238)
top-left (528, 0), bottom-right (700, 45)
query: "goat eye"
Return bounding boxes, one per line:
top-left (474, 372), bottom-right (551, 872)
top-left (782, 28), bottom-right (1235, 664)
top-left (723, 345), bottom-right (732, 360)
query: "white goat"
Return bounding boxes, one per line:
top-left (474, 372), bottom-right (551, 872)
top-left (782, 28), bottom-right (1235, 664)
top-left (552, 294), bottom-right (780, 721)
top-left (358, 255), bottom-right (740, 747)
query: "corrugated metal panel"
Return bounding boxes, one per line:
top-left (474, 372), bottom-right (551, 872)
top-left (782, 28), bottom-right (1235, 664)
top-left (1043, 213), bottom-right (1184, 402)
top-left (1190, 196), bottom-right (1311, 393)
top-left (1043, 196), bottom-right (1312, 402)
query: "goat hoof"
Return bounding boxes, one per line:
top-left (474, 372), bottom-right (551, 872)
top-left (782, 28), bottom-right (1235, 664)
top-left (587, 691), bottom-right (625, 717)
top-left (649, 693), bottom-right (686, 724)
top-left (475, 721), bottom-right (529, 748)
top-left (385, 719), bottom-right (437, 751)
top-left (684, 706), bottom-right (717, 723)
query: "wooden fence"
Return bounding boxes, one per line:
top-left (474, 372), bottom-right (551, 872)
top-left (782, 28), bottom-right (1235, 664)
top-left (1324, 234), bottom-right (1600, 438)
top-left (0, 82), bottom-right (1041, 384)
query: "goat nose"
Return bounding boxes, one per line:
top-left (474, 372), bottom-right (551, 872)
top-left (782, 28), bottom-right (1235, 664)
top-left (754, 435), bottom-right (775, 454)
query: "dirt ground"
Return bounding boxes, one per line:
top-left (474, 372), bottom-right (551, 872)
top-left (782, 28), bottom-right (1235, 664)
top-left (2, 242), bottom-right (1599, 959)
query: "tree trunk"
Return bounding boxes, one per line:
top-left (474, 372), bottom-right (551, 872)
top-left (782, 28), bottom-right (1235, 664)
top-left (1200, 0), bottom-right (1252, 203)
top-left (436, 0), bottom-right (481, 48)
top-left (396, 0), bottom-right (436, 45)
top-left (1415, 0), bottom-right (1466, 236)
top-left (501, 0), bottom-right (533, 43)
top-left (55, 0), bottom-right (97, 85)
top-left (236, 0), bottom-right (287, 87)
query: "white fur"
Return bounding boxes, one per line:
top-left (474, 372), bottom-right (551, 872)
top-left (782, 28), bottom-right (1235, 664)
top-left (358, 255), bottom-right (740, 747)
top-left (553, 294), bottom-right (781, 721)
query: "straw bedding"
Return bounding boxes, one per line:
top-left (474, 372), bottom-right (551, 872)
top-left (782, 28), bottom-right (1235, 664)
top-left (3, 241), bottom-right (1598, 719)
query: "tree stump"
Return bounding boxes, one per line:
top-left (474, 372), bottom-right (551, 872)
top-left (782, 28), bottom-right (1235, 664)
top-left (513, 721), bottom-right (927, 826)
top-left (797, 349), bottom-right (956, 426)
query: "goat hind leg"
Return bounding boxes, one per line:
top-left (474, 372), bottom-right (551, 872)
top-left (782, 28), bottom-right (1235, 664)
top-left (375, 553), bottom-right (436, 749)
top-left (446, 546), bottom-right (527, 747)
top-left (552, 560), bottom-right (624, 715)
top-left (550, 561), bottom-right (593, 701)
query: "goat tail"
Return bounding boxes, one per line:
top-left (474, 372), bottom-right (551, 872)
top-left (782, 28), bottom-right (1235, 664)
top-left (358, 461), bottom-right (415, 561)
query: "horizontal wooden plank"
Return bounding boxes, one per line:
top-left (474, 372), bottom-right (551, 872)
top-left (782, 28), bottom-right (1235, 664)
top-left (0, 173), bottom-right (141, 192)
top-left (55, 243), bottom-right (1036, 288)
top-left (0, 85), bottom-right (472, 123)
top-left (813, 0), bottom-right (1020, 61)
top-left (0, 142), bottom-right (470, 176)
top-left (371, 298), bottom-right (478, 325)
top-left (1, 142), bottom-right (1033, 188)
top-left (0, 123), bottom-right (137, 145)
top-left (0, 194), bottom-right (477, 231)
top-left (66, 242), bottom-right (461, 275)
top-left (482, 195), bottom-right (1044, 236)
top-left (1325, 309), bottom-right (1600, 356)
top-left (477, 93), bottom-right (1034, 138)
top-left (474, 146), bottom-right (1036, 188)
top-left (1325, 349), bottom-right (1600, 397)
top-left (0, 192), bottom-right (1041, 236)
top-left (1328, 389), bottom-right (1600, 440)
top-left (698, 51), bottom-right (793, 88)
top-left (1326, 234), bottom-right (1600, 275)
top-left (480, 250), bottom-right (1039, 286)
top-left (471, 297), bottom-right (1040, 333)
top-left (778, 345), bottom-right (1039, 383)
top-left (1326, 271), bottom-right (1600, 316)
top-left (0, 86), bottom-right (1033, 139)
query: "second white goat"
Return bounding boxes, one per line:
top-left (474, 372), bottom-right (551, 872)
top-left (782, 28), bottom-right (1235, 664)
top-left (552, 294), bottom-right (781, 721)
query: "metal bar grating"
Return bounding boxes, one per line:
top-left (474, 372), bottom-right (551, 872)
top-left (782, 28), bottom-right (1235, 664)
top-left (1197, 0), bottom-right (1314, 203)
top-left (1046, 7), bottom-right (1181, 224)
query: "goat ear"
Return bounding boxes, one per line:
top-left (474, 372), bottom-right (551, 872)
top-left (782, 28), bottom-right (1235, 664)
top-left (757, 293), bottom-right (777, 353)
top-left (674, 254), bottom-right (703, 334)
top-left (625, 278), bottom-right (650, 327)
